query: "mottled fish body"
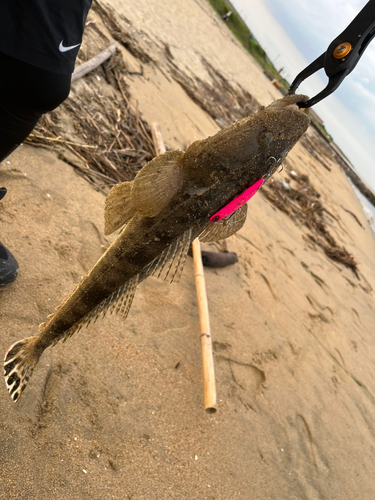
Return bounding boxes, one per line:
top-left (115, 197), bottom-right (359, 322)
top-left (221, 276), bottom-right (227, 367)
top-left (4, 95), bottom-right (310, 402)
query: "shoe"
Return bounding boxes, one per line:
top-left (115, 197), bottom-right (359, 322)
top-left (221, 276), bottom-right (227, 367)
top-left (0, 187), bottom-right (19, 287)
top-left (0, 241), bottom-right (19, 287)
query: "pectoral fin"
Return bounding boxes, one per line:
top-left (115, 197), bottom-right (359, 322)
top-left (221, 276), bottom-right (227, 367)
top-left (104, 181), bottom-right (136, 235)
top-left (199, 204), bottom-right (248, 242)
top-left (142, 228), bottom-right (193, 283)
top-left (131, 150), bottom-right (184, 217)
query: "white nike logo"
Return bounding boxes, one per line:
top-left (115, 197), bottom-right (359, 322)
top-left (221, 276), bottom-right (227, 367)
top-left (59, 40), bottom-right (81, 53)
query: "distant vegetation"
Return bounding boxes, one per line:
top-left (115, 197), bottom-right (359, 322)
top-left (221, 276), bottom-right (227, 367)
top-left (206, 0), bottom-right (290, 89)
top-left (310, 118), bottom-right (332, 143)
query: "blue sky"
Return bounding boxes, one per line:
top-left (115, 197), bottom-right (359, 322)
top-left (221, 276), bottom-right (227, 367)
top-left (231, 0), bottom-right (375, 193)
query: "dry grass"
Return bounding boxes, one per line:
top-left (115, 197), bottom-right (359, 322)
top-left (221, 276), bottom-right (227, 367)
top-left (26, 53), bottom-right (155, 193)
top-left (261, 171), bottom-right (358, 274)
top-left (165, 48), bottom-right (261, 128)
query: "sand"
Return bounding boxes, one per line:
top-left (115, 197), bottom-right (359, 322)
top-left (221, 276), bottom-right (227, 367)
top-left (1, 1), bottom-right (375, 499)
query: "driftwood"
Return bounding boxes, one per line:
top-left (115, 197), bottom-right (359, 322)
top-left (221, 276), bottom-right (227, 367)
top-left (72, 42), bottom-right (118, 83)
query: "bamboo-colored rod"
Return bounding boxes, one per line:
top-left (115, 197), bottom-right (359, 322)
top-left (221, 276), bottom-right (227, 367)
top-left (151, 122), bottom-right (166, 156)
top-left (151, 123), bottom-right (217, 413)
top-left (192, 238), bottom-right (217, 413)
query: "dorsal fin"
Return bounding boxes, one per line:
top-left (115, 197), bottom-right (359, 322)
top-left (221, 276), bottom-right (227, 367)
top-left (52, 275), bottom-right (140, 346)
top-left (199, 204), bottom-right (248, 242)
top-left (104, 181), bottom-right (137, 235)
top-left (131, 150), bottom-right (184, 217)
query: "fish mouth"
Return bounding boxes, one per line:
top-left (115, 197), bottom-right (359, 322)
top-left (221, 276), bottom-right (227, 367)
top-left (267, 94), bottom-right (310, 114)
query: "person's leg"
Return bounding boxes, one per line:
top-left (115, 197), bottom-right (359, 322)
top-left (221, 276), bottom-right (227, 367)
top-left (0, 52), bottom-right (72, 286)
top-left (0, 51), bottom-right (71, 163)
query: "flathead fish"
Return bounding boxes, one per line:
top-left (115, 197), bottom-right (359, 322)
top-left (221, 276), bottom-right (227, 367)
top-left (4, 94), bottom-right (310, 402)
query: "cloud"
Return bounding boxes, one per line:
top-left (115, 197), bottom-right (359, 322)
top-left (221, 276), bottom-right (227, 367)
top-left (267, 0), bottom-right (367, 46)
top-left (349, 80), bottom-right (375, 107)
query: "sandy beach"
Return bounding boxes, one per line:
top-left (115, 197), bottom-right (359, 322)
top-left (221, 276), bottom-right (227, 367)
top-left (1, 1), bottom-right (375, 499)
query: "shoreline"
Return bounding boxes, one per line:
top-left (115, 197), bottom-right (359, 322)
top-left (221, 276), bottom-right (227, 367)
top-left (351, 182), bottom-right (375, 237)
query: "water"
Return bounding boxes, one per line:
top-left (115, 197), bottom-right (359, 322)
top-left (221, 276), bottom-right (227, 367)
top-left (351, 182), bottom-right (375, 237)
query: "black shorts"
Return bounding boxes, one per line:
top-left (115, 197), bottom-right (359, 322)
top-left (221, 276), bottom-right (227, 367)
top-left (0, 0), bottom-right (92, 74)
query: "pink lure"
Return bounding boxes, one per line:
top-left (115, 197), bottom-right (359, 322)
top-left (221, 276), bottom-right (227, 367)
top-left (210, 178), bottom-right (264, 222)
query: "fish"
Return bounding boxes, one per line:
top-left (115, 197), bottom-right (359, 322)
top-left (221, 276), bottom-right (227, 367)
top-left (4, 94), bottom-right (310, 402)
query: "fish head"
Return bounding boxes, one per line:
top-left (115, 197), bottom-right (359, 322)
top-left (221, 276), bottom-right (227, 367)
top-left (256, 94), bottom-right (311, 179)
top-left (182, 94), bottom-right (310, 188)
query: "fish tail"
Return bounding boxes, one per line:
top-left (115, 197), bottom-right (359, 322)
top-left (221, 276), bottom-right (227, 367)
top-left (4, 336), bottom-right (43, 402)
